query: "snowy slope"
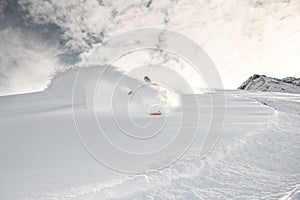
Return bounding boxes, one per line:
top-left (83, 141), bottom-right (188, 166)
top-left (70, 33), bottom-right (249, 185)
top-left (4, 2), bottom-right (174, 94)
top-left (0, 68), bottom-right (300, 199)
top-left (238, 74), bottom-right (300, 94)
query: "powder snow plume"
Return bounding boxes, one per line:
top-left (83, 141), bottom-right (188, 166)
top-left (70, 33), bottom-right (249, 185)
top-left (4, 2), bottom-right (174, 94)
top-left (46, 65), bottom-right (181, 115)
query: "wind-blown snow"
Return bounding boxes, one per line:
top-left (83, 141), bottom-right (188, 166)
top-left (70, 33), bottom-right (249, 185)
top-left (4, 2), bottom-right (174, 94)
top-left (1, 1), bottom-right (300, 199)
top-left (47, 65), bottom-right (180, 115)
top-left (0, 68), bottom-right (299, 199)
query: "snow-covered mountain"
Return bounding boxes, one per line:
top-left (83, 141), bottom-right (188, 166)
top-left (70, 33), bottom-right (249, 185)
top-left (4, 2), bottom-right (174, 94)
top-left (1, 1), bottom-right (300, 199)
top-left (1, 67), bottom-right (300, 199)
top-left (238, 74), bottom-right (300, 94)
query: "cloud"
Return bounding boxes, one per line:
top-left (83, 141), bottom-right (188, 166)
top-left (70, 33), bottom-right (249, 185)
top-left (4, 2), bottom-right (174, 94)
top-left (1, 0), bottom-right (300, 96)
top-left (17, 0), bottom-right (174, 55)
top-left (0, 0), bottom-right (7, 16)
top-left (0, 27), bottom-right (60, 95)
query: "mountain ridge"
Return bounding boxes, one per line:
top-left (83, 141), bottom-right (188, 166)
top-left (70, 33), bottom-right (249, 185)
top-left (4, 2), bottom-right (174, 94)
top-left (238, 74), bottom-right (300, 94)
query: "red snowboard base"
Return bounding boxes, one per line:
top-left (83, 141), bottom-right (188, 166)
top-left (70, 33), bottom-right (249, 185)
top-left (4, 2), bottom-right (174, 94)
top-left (149, 111), bottom-right (162, 116)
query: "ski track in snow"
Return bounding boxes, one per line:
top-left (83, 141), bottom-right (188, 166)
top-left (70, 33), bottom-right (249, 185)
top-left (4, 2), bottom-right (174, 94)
top-left (0, 82), bottom-right (299, 199)
top-left (78, 93), bottom-right (300, 200)
top-left (0, 67), bottom-right (300, 200)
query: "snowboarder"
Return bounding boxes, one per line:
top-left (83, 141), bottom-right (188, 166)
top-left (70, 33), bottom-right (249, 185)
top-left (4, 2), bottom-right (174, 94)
top-left (128, 76), bottom-right (162, 116)
top-left (128, 76), bottom-right (153, 95)
top-left (144, 76), bottom-right (151, 84)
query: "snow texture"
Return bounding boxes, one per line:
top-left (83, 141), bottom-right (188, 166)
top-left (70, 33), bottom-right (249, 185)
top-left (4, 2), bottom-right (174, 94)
top-left (0, 67), bottom-right (299, 199)
top-left (47, 65), bottom-right (180, 114)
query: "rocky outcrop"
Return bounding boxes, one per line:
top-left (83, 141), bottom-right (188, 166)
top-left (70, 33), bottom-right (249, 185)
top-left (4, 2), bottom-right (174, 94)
top-left (238, 74), bottom-right (300, 94)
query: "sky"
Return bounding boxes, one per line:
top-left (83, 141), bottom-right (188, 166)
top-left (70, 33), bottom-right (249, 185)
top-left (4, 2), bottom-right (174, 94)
top-left (0, 0), bottom-right (299, 95)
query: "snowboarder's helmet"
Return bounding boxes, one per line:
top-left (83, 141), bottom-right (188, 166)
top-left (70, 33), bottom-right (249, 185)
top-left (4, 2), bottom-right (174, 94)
top-left (144, 76), bottom-right (151, 83)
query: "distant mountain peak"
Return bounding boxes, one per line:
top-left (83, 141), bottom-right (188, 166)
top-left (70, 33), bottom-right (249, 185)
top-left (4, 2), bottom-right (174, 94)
top-left (238, 74), bottom-right (300, 94)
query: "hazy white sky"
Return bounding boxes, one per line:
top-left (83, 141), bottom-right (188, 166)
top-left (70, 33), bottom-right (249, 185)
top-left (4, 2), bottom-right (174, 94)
top-left (0, 0), bottom-right (299, 95)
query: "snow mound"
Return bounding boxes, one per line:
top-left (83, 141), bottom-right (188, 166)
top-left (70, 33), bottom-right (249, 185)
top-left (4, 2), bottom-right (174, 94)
top-left (46, 65), bottom-right (180, 115)
top-left (238, 74), bottom-right (300, 94)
